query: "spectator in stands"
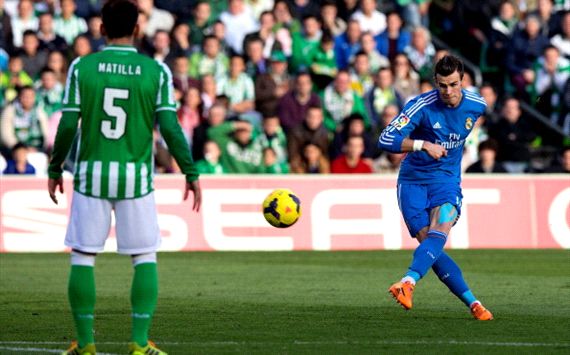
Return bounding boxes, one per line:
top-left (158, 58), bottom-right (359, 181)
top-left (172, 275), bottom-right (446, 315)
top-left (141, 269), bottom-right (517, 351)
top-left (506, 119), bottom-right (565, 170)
top-left (200, 74), bottom-right (217, 115)
top-left (544, 146), bottom-right (570, 173)
top-left (532, 45), bottom-right (570, 123)
top-left (192, 103), bottom-right (228, 161)
top-left (392, 53), bottom-right (420, 102)
top-left (195, 140), bottom-right (225, 174)
top-left (0, 0), bottom-right (14, 54)
top-left (208, 119), bottom-right (265, 173)
top-left (138, 0), bottom-right (174, 37)
top-left (479, 83), bottom-right (501, 126)
top-left (404, 26), bottom-right (436, 80)
top-left (151, 30), bottom-right (177, 68)
top-left (177, 87), bottom-right (203, 145)
top-left (70, 34), bottom-right (92, 58)
top-left (529, 0), bottom-right (562, 38)
top-left (34, 67), bottom-right (63, 117)
top-left (46, 50), bottom-right (68, 85)
top-left (212, 20), bottom-right (232, 55)
top-left (398, 0), bottom-right (431, 31)
top-left (334, 19), bottom-right (361, 70)
top-left (320, 0), bottom-right (347, 37)
top-left (189, 1), bottom-right (213, 51)
top-left (220, 0), bottom-right (259, 55)
top-left (133, 12), bottom-right (154, 56)
top-left (489, 97), bottom-right (537, 172)
top-left (244, 0), bottom-right (274, 20)
top-left (37, 12), bottom-right (68, 53)
top-left (321, 69), bottom-right (369, 132)
top-left (506, 14), bottom-right (550, 98)
top-left (290, 14), bottom-right (322, 73)
top-left (419, 79), bottom-right (434, 93)
top-left (172, 56), bottom-right (200, 98)
top-left (364, 66), bottom-right (403, 129)
top-left (2, 142), bottom-right (35, 174)
top-left (351, 0), bottom-right (386, 36)
top-left (375, 11), bottom-right (411, 62)
top-left (171, 23), bottom-right (192, 58)
top-left (255, 50), bottom-right (290, 118)
top-left (83, 15), bottom-right (105, 52)
top-left (243, 10), bottom-right (278, 58)
top-left (331, 135), bottom-right (373, 173)
top-left (487, 0), bottom-right (519, 69)
top-left (18, 30), bottom-right (47, 79)
top-left (10, 0), bottom-right (38, 49)
top-left (54, 0), bottom-right (87, 45)
top-left (1, 86), bottom-right (48, 152)
top-left (359, 31), bottom-right (389, 73)
top-left (217, 55), bottom-right (257, 118)
top-left (1, 56), bottom-right (33, 103)
top-left (189, 35), bottom-right (229, 80)
top-left (466, 139), bottom-right (508, 173)
top-left (287, 105), bottom-right (330, 168)
top-left (308, 30), bottom-right (338, 91)
top-left (330, 112), bottom-right (377, 161)
top-left (349, 50), bottom-right (374, 96)
top-left (273, 0), bottom-right (301, 37)
top-left (277, 72), bottom-right (321, 132)
top-left (550, 11), bottom-right (569, 59)
top-left (291, 141), bottom-right (330, 173)
top-left (244, 36), bottom-right (269, 78)
top-left (257, 115), bottom-right (289, 173)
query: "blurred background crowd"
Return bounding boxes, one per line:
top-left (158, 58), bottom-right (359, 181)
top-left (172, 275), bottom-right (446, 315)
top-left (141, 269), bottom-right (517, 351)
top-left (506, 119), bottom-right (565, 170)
top-left (1, 0), bottom-right (569, 176)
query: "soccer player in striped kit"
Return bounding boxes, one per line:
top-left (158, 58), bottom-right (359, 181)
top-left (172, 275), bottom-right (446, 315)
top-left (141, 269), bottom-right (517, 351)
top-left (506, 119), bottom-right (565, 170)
top-left (378, 55), bottom-right (493, 321)
top-left (48, 1), bottom-right (202, 353)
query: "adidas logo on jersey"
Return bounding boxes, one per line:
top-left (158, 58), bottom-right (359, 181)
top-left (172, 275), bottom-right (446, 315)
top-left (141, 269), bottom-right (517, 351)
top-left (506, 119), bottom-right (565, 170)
top-left (433, 122), bottom-right (442, 129)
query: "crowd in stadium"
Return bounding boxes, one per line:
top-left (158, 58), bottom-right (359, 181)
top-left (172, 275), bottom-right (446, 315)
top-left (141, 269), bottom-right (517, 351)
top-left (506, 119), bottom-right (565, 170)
top-left (1, 0), bottom-right (569, 176)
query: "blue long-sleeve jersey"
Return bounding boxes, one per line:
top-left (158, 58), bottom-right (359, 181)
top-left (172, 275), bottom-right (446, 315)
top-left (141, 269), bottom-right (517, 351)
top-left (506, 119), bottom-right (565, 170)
top-left (378, 89), bottom-right (487, 184)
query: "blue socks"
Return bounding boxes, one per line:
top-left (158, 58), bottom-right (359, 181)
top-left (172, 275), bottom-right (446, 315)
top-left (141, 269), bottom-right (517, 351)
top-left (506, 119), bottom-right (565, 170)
top-left (406, 230), bottom-right (447, 281)
top-left (432, 252), bottom-right (477, 306)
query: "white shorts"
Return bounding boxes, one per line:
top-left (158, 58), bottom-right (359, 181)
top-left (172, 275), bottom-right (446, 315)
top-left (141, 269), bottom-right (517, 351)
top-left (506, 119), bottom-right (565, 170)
top-left (65, 191), bottom-right (161, 255)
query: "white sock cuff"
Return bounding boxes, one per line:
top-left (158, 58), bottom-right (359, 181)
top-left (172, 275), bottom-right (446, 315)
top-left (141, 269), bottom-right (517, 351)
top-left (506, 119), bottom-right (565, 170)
top-left (132, 252), bottom-right (157, 266)
top-left (70, 251), bottom-right (96, 266)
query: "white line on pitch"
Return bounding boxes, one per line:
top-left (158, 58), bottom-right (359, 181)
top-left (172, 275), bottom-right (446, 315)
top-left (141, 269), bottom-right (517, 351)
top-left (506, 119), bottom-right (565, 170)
top-left (0, 346), bottom-right (118, 355)
top-left (0, 340), bottom-right (569, 348)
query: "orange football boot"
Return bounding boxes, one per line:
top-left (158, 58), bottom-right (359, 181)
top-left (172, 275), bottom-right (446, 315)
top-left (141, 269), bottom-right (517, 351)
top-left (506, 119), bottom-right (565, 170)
top-left (470, 302), bottom-right (494, 320)
top-left (388, 281), bottom-right (415, 310)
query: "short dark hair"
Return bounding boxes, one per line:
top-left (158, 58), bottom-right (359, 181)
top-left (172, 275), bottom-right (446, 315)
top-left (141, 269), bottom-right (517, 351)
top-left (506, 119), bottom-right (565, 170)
top-left (478, 139), bottom-right (499, 154)
top-left (101, 0), bottom-right (138, 40)
top-left (434, 55), bottom-right (464, 79)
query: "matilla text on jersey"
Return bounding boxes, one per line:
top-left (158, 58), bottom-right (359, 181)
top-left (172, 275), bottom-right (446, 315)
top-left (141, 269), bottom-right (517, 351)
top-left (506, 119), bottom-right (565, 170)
top-left (98, 62), bottom-right (142, 76)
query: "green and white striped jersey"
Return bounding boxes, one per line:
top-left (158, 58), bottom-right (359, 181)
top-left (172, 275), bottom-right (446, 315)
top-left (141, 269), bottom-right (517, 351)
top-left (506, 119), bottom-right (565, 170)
top-left (62, 45), bottom-right (176, 199)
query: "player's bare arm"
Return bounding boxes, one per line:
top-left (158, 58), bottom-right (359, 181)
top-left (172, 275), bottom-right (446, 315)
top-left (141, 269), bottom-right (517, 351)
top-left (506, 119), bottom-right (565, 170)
top-left (400, 138), bottom-right (448, 160)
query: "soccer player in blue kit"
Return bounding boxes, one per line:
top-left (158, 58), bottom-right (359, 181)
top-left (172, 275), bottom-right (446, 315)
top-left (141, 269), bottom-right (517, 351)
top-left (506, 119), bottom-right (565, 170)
top-left (378, 55), bottom-right (493, 320)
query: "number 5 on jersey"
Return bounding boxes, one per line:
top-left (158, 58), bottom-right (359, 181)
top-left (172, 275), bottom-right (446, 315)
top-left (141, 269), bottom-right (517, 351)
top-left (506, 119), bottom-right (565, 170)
top-left (102, 88), bottom-right (129, 139)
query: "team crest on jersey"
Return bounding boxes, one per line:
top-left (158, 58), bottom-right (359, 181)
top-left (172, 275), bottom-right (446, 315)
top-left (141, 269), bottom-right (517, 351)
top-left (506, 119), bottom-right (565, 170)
top-left (465, 117), bottom-right (473, 130)
top-left (392, 114), bottom-right (410, 130)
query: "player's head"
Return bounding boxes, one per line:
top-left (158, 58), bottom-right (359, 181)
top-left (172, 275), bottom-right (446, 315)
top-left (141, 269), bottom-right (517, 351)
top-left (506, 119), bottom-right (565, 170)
top-left (101, 0), bottom-right (139, 40)
top-left (434, 55), bottom-right (464, 107)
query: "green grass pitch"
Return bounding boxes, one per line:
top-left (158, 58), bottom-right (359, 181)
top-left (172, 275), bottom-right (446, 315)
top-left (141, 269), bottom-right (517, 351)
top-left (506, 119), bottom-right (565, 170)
top-left (1, 250), bottom-right (569, 354)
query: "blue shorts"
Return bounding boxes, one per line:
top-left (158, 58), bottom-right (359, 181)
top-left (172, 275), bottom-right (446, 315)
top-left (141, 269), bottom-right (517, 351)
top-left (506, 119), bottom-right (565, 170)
top-left (397, 183), bottom-right (463, 238)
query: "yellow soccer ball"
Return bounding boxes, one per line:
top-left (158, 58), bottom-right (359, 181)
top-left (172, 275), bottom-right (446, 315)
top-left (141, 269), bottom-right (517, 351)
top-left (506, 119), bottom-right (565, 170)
top-left (262, 188), bottom-right (301, 228)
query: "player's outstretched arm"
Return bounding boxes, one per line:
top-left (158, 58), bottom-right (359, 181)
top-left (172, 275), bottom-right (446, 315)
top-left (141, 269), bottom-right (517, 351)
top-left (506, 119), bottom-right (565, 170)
top-left (47, 111), bottom-right (80, 204)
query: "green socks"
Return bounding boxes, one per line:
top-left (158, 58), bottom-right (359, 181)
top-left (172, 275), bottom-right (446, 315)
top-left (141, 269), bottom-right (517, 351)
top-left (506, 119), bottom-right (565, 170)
top-left (68, 265), bottom-right (96, 348)
top-left (130, 262), bottom-right (158, 347)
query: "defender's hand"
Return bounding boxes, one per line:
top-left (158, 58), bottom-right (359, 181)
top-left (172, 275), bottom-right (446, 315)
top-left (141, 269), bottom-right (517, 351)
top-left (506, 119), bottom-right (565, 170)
top-left (48, 177), bottom-right (64, 204)
top-left (184, 180), bottom-right (202, 212)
